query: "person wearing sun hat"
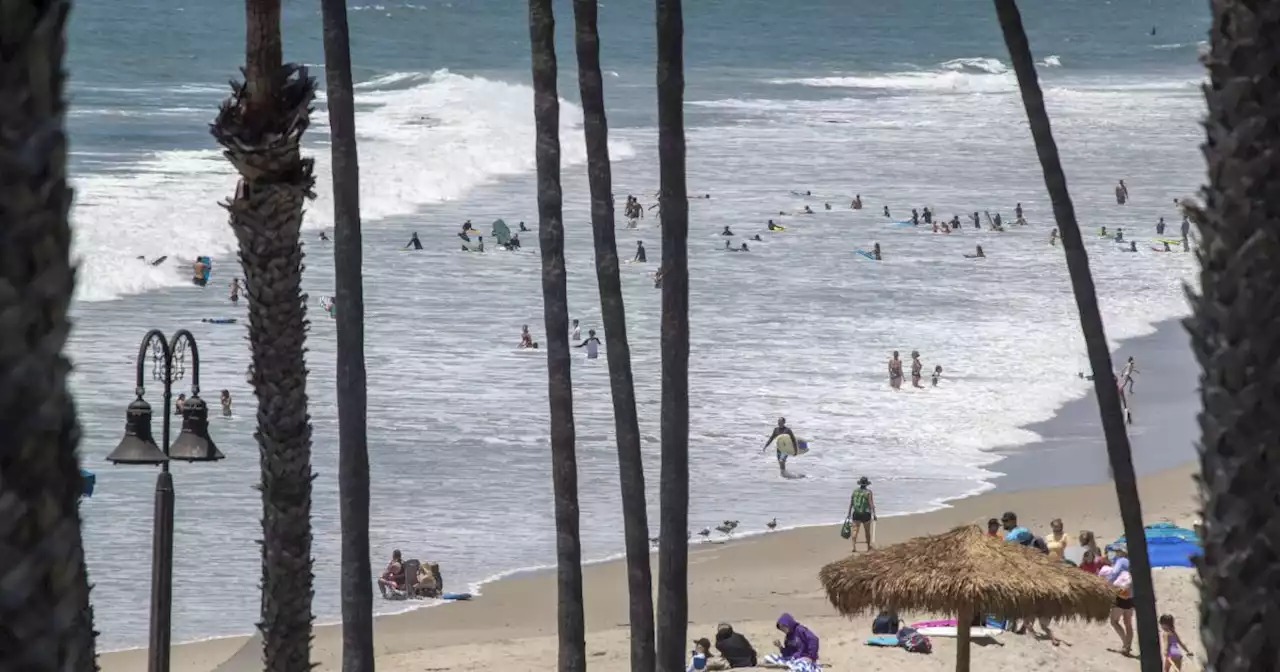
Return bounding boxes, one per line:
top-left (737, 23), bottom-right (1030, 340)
top-left (845, 476), bottom-right (877, 551)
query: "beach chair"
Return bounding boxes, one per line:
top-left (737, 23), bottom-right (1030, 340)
top-left (397, 559), bottom-right (422, 599)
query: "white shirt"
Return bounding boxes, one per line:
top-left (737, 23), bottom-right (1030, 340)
top-left (571, 325), bottom-right (580, 340)
top-left (582, 337), bottom-right (600, 359)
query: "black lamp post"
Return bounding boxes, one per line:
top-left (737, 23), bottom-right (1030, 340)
top-left (105, 329), bottom-right (223, 672)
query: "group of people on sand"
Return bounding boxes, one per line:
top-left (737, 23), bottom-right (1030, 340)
top-left (687, 616), bottom-right (822, 672)
top-left (986, 512), bottom-right (1189, 668)
top-left (887, 350), bottom-right (942, 390)
top-left (375, 549), bottom-right (443, 599)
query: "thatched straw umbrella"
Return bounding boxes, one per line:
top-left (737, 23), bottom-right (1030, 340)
top-left (819, 525), bottom-right (1115, 672)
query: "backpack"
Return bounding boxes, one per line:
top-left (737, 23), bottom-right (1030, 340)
top-left (896, 627), bottom-right (932, 654)
top-left (871, 611), bottom-right (900, 634)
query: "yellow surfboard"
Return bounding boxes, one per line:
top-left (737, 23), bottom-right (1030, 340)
top-left (774, 435), bottom-right (809, 456)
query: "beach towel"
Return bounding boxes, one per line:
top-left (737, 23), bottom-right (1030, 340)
top-left (762, 654), bottom-right (821, 672)
top-left (1113, 524), bottom-right (1201, 567)
top-left (865, 635), bottom-right (899, 647)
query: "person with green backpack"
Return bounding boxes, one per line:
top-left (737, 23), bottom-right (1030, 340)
top-left (841, 476), bottom-right (877, 551)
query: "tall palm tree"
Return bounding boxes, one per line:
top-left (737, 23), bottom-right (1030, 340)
top-left (992, 1), bottom-right (1159, 670)
top-left (319, 0), bottom-right (373, 670)
top-left (527, 1), bottom-right (586, 671)
top-left (1192, 2), bottom-right (1280, 668)
top-left (571, 1), bottom-right (655, 671)
top-left (653, 1), bottom-right (690, 671)
top-left (0, 2), bottom-right (99, 668)
top-left (210, 0), bottom-right (317, 668)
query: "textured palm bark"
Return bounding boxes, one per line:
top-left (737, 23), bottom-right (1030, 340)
top-left (0, 0), bottom-right (99, 669)
top-left (653, 1), bottom-right (690, 672)
top-left (527, 1), bottom-right (586, 671)
top-left (1193, 2), bottom-right (1280, 670)
top-left (992, 2), bottom-right (1160, 671)
top-left (570, 2), bottom-right (656, 671)
top-left (211, 14), bottom-right (316, 668)
top-left (319, 0), bottom-right (373, 670)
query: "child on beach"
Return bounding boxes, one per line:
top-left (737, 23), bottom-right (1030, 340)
top-left (931, 365), bottom-right (942, 387)
top-left (1159, 614), bottom-right (1187, 671)
top-left (687, 637), bottom-right (710, 672)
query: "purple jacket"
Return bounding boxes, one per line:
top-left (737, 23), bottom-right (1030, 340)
top-left (777, 613), bottom-right (820, 661)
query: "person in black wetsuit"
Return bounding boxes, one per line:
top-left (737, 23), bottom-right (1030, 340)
top-left (722, 226), bottom-right (735, 236)
top-left (910, 208), bottom-right (920, 226)
top-left (922, 206), bottom-right (933, 224)
top-left (751, 234), bottom-right (762, 241)
top-left (715, 623), bottom-right (758, 668)
top-left (319, 231), bottom-right (330, 241)
top-left (519, 221), bottom-right (530, 232)
top-left (762, 417), bottom-right (798, 474)
top-left (634, 241), bottom-right (647, 263)
top-left (406, 232), bottom-right (423, 250)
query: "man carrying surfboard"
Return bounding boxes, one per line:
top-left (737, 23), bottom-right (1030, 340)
top-left (762, 417), bottom-right (798, 475)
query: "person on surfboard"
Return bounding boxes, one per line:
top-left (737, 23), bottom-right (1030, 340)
top-left (762, 417), bottom-right (798, 475)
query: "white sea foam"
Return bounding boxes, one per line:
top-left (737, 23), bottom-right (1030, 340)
top-left (69, 70), bottom-right (635, 302)
top-left (1041, 55), bottom-right (1062, 67)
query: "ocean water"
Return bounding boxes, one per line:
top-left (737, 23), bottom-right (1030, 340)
top-left (66, 0), bottom-right (1209, 650)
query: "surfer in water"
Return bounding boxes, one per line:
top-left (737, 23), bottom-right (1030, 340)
top-left (767, 220), bottom-right (784, 231)
top-left (192, 257), bottom-right (210, 287)
top-left (519, 325), bottom-right (538, 349)
top-left (971, 212), bottom-right (981, 229)
top-left (1050, 228), bottom-right (1059, 246)
top-left (751, 234), bottom-right (763, 241)
top-left (872, 242), bottom-right (882, 261)
top-left (319, 231), bottom-right (330, 241)
top-left (910, 208), bottom-right (920, 226)
top-left (1015, 202), bottom-right (1024, 221)
top-left (883, 205), bottom-right (892, 219)
top-left (722, 226), bottom-right (735, 236)
top-left (406, 232), bottom-right (423, 250)
top-left (922, 207), bottom-right (933, 224)
top-left (519, 221), bottom-right (530, 232)
top-left (739, 242), bottom-right (750, 252)
top-left (888, 351), bottom-right (904, 390)
top-left (576, 329), bottom-right (603, 359)
top-left (762, 417), bottom-right (798, 475)
top-left (634, 241), bottom-right (647, 263)
top-left (964, 245), bottom-right (985, 259)
top-left (801, 205), bottom-right (814, 215)
top-left (1156, 217), bottom-right (1166, 235)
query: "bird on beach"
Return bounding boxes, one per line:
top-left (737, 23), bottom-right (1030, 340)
top-left (697, 527), bottom-right (711, 539)
top-left (649, 536), bottom-right (660, 548)
top-left (715, 521), bottom-right (740, 538)
top-left (767, 518), bottom-right (778, 531)
top-left (722, 520), bottom-right (739, 531)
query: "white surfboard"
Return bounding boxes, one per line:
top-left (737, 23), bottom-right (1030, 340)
top-left (915, 626), bottom-right (1003, 639)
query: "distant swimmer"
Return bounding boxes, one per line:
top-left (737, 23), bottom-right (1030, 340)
top-left (1114, 228), bottom-right (1125, 243)
top-left (993, 212), bottom-right (1003, 229)
top-left (653, 268), bottom-right (664, 289)
top-left (319, 231), bottom-right (330, 241)
top-left (751, 234), bottom-right (762, 241)
top-left (971, 211), bottom-right (981, 229)
top-left (722, 226), bottom-right (735, 236)
top-left (1099, 226), bottom-right (1109, 238)
top-left (911, 208), bottom-right (920, 226)
top-left (922, 207), bottom-right (933, 224)
top-left (739, 242), bottom-right (750, 252)
top-left (1156, 217), bottom-right (1166, 235)
top-left (964, 245), bottom-right (985, 259)
top-left (724, 240), bottom-right (734, 251)
top-left (824, 203), bottom-right (832, 211)
top-left (220, 390), bottom-right (233, 417)
top-left (851, 194), bottom-right (863, 210)
top-left (1124, 241), bottom-right (1138, 252)
top-left (519, 221), bottom-right (530, 232)
top-left (1115, 179), bottom-right (1129, 205)
top-left (502, 234), bottom-right (522, 251)
top-left (931, 365), bottom-right (943, 387)
top-left (575, 329), bottom-right (602, 359)
top-left (888, 351), bottom-right (903, 390)
top-left (634, 241), bottom-right (647, 263)
top-left (883, 205), bottom-right (892, 219)
top-left (406, 232), bottom-right (423, 250)
top-left (519, 324), bottom-right (539, 349)
top-left (229, 278), bottom-right (241, 303)
top-left (1050, 228), bottom-right (1059, 246)
top-left (1015, 202), bottom-right (1023, 221)
top-left (762, 417), bottom-right (798, 475)
top-left (571, 319), bottom-right (581, 341)
top-left (801, 205), bottom-right (814, 214)
top-left (872, 242), bottom-right (882, 261)
top-left (767, 220), bottom-right (784, 231)
top-left (789, 190), bottom-right (812, 197)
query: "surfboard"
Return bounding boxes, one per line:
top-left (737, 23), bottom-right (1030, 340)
top-left (915, 626), bottom-right (1003, 639)
top-left (201, 318), bottom-right (238, 324)
top-left (774, 435), bottom-right (809, 456)
top-left (441, 592), bottom-right (472, 601)
top-left (1156, 238), bottom-right (1182, 245)
top-left (855, 250), bottom-right (875, 260)
top-left (865, 635), bottom-right (899, 647)
top-left (768, 226), bottom-right (786, 232)
top-left (892, 220), bottom-right (914, 227)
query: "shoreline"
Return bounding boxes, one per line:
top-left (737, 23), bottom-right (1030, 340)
top-left (99, 315), bottom-right (1201, 671)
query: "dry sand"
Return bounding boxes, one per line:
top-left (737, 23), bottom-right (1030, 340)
top-left (100, 460), bottom-right (1201, 672)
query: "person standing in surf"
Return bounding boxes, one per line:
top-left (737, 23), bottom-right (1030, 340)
top-left (888, 351), bottom-right (903, 390)
top-left (910, 350), bottom-right (924, 388)
top-left (634, 240), bottom-right (647, 263)
top-left (570, 319), bottom-right (581, 341)
top-left (762, 417), bottom-right (797, 475)
top-left (228, 278), bottom-right (241, 303)
top-left (845, 477), bottom-right (876, 552)
top-left (575, 329), bottom-right (602, 360)
top-left (1115, 179), bottom-right (1129, 205)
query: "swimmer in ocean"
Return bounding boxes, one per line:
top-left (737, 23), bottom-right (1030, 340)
top-left (883, 205), bottom-right (892, 219)
top-left (519, 325), bottom-right (538, 349)
top-left (739, 242), bottom-right (750, 252)
top-left (406, 232), bottom-right (423, 250)
top-left (751, 234), bottom-right (763, 241)
top-left (519, 221), bottom-right (530, 232)
top-left (1050, 228), bottom-right (1059, 246)
top-left (192, 257), bottom-right (209, 286)
top-left (229, 278), bottom-right (241, 303)
top-left (1114, 228), bottom-right (1125, 243)
top-left (634, 241), bottom-right (647, 263)
top-left (931, 365), bottom-right (943, 387)
top-left (722, 225), bottom-right (735, 236)
top-left (888, 351), bottom-right (903, 390)
top-left (575, 329), bottom-right (603, 359)
top-left (872, 242), bottom-right (882, 261)
top-left (762, 417), bottom-right (798, 475)
top-left (922, 207), bottom-right (933, 224)
top-left (319, 231), bottom-right (330, 241)
top-left (911, 208), bottom-right (920, 226)
top-left (1099, 226), bottom-right (1108, 238)
top-left (972, 212), bottom-right (981, 229)
top-left (801, 205), bottom-right (814, 214)
top-left (910, 350), bottom-right (924, 388)
top-left (851, 194), bottom-right (863, 210)
top-left (824, 202), bottom-right (832, 210)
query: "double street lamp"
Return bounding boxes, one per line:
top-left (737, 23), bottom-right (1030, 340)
top-left (106, 329), bottom-right (223, 672)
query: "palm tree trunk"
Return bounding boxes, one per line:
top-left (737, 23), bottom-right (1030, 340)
top-left (211, 0), bottom-right (317, 669)
top-left (1193, 2), bottom-right (1280, 669)
top-left (992, 2), bottom-right (1159, 670)
top-left (319, 1), bottom-right (373, 670)
top-left (570, 2), bottom-right (656, 671)
top-left (527, 2), bottom-right (586, 671)
top-left (653, 1), bottom-right (690, 671)
top-left (0, 2), bottom-right (99, 669)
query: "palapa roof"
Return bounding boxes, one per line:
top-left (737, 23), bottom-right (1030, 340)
top-left (819, 524), bottom-right (1115, 621)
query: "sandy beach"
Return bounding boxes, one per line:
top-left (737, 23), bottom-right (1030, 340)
top-left (100, 458), bottom-right (1200, 672)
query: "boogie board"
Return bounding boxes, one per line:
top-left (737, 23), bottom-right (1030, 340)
top-left (441, 592), bottom-right (472, 601)
top-left (201, 318), bottom-right (238, 324)
top-left (1156, 238), bottom-right (1182, 245)
top-left (774, 435), bottom-right (810, 456)
top-left (915, 626), bottom-right (1003, 639)
top-left (892, 220), bottom-right (914, 227)
top-left (865, 635), bottom-right (900, 647)
top-left (855, 250), bottom-right (876, 260)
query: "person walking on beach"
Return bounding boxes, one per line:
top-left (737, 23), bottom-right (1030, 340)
top-left (1120, 356), bottom-right (1139, 394)
top-left (888, 351), bottom-right (903, 390)
top-left (910, 351), bottom-right (924, 388)
top-left (762, 417), bottom-right (798, 475)
top-left (1104, 545), bottom-right (1135, 656)
top-left (845, 476), bottom-right (876, 551)
top-left (1159, 614), bottom-right (1188, 671)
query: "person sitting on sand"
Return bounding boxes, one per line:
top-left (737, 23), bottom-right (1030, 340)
top-left (377, 549), bottom-right (405, 597)
top-left (764, 614), bottom-right (820, 672)
top-left (714, 623), bottom-right (759, 669)
top-left (687, 637), bottom-right (711, 672)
